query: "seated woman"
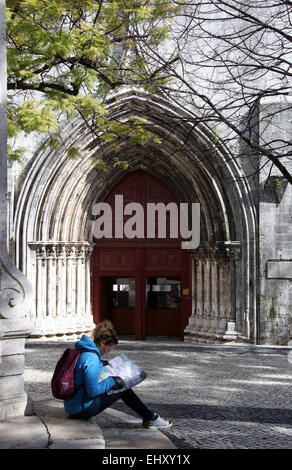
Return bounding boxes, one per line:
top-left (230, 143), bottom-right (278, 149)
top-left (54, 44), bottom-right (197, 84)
top-left (64, 320), bottom-right (172, 429)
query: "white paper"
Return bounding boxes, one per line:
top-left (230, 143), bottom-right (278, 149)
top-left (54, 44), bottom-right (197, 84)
top-left (99, 353), bottom-right (147, 394)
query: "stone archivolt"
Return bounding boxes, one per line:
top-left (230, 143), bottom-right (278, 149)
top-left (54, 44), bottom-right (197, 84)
top-left (13, 92), bottom-right (257, 343)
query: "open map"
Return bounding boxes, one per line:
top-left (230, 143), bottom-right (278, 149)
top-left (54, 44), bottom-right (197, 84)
top-left (99, 353), bottom-right (147, 394)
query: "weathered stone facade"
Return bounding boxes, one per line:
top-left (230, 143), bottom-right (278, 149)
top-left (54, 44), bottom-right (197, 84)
top-left (11, 92), bottom-right (262, 344)
top-left (12, 89), bottom-right (291, 346)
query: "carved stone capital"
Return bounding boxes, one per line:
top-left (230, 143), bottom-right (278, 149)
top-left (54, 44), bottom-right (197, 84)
top-left (190, 241), bottom-right (241, 262)
top-left (225, 243), bottom-right (242, 261)
top-left (30, 241), bottom-right (94, 261)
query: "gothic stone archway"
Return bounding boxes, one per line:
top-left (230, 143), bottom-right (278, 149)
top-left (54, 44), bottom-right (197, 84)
top-left (13, 91), bottom-right (256, 343)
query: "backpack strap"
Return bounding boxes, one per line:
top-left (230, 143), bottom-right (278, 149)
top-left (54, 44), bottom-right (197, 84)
top-left (75, 349), bottom-right (100, 398)
top-left (77, 349), bottom-right (100, 416)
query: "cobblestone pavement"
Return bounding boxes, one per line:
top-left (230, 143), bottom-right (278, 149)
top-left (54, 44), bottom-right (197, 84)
top-left (24, 337), bottom-right (292, 449)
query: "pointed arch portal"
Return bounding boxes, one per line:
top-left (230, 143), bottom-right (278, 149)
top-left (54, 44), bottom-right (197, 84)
top-left (14, 91), bottom-right (257, 342)
top-left (91, 169), bottom-right (192, 339)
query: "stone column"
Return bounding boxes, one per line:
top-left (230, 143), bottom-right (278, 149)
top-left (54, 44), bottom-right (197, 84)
top-left (184, 243), bottom-right (241, 343)
top-left (55, 245), bottom-right (67, 339)
top-left (201, 258), bottom-right (211, 338)
top-left (184, 255), bottom-right (197, 339)
top-left (0, 0), bottom-right (33, 420)
top-left (83, 244), bottom-right (95, 330)
top-left (216, 258), bottom-right (228, 340)
top-left (208, 253), bottom-right (219, 340)
top-left (28, 242), bottom-right (94, 339)
top-left (195, 252), bottom-right (205, 338)
top-left (223, 243), bottom-right (241, 341)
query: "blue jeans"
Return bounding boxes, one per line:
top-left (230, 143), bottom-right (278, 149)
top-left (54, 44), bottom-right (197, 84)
top-left (69, 388), bottom-right (156, 421)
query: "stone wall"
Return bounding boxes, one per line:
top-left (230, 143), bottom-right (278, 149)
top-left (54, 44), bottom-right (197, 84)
top-left (258, 98), bottom-right (292, 345)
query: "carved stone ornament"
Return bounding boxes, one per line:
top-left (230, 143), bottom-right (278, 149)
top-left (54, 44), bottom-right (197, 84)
top-left (0, 248), bottom-right (33, 320)
top-left (30, 241), bottom-right (93, 260)
top-left (190, 241), bottom-right (241, 261)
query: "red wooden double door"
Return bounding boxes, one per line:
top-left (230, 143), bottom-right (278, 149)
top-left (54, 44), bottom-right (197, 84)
top-left (91, 170), bottom-right (191, 339)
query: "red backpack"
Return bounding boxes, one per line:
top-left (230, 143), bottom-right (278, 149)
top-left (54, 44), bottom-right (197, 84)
top-left (51, 348), bottom-right (98, 400)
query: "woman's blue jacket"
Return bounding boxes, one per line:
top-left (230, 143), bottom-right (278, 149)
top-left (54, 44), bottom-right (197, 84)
top-left (63, 334), bottom-right (115, 415)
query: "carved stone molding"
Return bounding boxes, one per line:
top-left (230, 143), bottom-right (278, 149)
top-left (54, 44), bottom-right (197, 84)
top-left (190, 241), bottom-right (241, 262)
top-left (29, 241), bottom-right (94, 260)
top-left (0, 247), bottom-right (33, 320)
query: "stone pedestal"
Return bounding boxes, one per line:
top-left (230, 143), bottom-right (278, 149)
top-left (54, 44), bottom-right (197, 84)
top-left (0, 251), bottom-right (33, 421)
top-left (0, 322), bottom-right (5, 420)
top-left (184, 314), bottom-right (196, 333)
top-left (215, 318), bottom-right (227, 340)
top-left (0, 0), bottom-right (33, 420)
top-left (207, 317), bottom-right (219, 340)
top-left (0, 256), bottom-right (33, 420)
top-left (0, 323), bottom-right (30, 418)
top-left (200, 317), bottom-right (211, 337)
top-left (223, 321), bottom-right (239, 341)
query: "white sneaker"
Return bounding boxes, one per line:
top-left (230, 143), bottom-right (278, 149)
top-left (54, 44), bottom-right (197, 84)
top-left (143, 415), bottom-right (172, 429)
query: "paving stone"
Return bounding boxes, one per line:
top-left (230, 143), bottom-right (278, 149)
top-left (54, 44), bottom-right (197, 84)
top-left (33, 398), bottom-right (104, 444)
top-left (0, 415), bottom-right (48, 449)
top-left (24, 338), bottom-right (292, 449)
top-left (50, 438), bottom-right (104, 449)
top-left (100, 408), bottom-right (176, 449)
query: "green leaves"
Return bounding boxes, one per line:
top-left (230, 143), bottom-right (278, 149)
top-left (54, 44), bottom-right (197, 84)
top-left (66, 146), bottom-right (80, 160)
top-left (6, 0), bottom-right (183, 165)
top-left (7, 146), bottom-right (27, 163)
top-left (8, 100), bottom-right (57, 135)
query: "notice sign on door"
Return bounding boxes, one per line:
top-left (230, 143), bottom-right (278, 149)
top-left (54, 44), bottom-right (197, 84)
top-left (183, 288), bottom-right (189, 295)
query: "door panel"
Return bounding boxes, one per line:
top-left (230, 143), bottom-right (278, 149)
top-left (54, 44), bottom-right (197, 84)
top-left (147, 308), bottom-right (180, 336)
top-left (112, 307), bottom-right (135, 334)
top-left (146, 277), bottom-right (181, 336)
top-left (91, 170), bottom-right (192, 339)
top-left (98, 277), bottom-right (112, 322)
top-left (111, 277), bottom-right (135, 335)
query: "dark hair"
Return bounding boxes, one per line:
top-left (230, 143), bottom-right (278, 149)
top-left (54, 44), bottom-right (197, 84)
top-left (92, 320), bottom-right (118, 346)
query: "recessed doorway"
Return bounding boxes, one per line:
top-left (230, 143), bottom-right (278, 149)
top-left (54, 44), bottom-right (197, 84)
top-left (91, 170), bottom-right (192, 339)
top-left (146, 277), bottom-right (181, 336)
